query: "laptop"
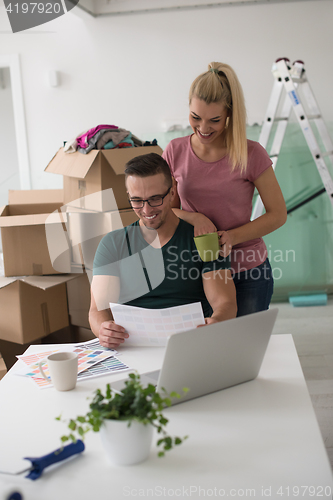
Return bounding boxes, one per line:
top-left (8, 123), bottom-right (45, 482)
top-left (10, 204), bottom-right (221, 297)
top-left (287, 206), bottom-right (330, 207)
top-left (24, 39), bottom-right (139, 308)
top-left (112, 308), bottom-right (278, 405)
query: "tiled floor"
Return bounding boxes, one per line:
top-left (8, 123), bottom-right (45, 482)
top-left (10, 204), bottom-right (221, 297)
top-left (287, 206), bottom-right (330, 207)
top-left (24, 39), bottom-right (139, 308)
top-left (272, 296), bottom-right (333, 470)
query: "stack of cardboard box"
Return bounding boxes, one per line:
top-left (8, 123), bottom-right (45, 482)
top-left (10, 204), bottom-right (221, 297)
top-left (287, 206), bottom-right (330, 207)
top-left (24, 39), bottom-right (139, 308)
top-left (0, 144), bottom-right (162, 371)
top-left (0, 189), bottom-right (74, 343)
top-left (0, 189), bottom-right (76, 369)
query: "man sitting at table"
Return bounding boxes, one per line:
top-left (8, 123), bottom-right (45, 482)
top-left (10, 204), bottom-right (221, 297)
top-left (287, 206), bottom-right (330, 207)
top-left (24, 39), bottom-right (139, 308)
top-left (89, 153), bottom-right (237, 348)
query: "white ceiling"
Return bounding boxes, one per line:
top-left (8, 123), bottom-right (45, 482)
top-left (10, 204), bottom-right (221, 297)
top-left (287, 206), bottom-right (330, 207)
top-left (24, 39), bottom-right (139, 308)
top-left (75, 0), bottom-right (321, 17)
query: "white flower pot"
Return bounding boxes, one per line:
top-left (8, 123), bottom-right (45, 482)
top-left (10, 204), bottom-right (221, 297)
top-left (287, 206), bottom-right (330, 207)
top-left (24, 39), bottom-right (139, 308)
top-left (100, 419), bottom-right (154, 466)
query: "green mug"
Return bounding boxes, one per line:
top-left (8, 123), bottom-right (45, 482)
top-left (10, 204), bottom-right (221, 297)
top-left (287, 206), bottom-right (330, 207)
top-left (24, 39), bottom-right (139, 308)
top-left (194, 232), bottom-right (220, 262)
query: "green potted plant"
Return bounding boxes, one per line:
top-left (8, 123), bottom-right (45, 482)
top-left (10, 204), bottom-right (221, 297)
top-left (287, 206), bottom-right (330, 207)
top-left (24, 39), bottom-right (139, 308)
top-left (57, 372), bottom-right (188, 465)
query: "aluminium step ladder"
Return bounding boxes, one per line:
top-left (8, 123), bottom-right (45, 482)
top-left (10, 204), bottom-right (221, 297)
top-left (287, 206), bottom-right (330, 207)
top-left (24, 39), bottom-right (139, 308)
top-left (252, 58), bottom-right (333, 219)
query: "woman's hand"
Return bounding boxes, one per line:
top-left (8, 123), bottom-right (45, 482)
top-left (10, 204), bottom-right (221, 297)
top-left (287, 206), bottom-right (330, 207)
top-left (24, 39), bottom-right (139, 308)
top-left (193, 214), bottom-right (217, 237)
top-left (218, 230), bottom-right (233, 258)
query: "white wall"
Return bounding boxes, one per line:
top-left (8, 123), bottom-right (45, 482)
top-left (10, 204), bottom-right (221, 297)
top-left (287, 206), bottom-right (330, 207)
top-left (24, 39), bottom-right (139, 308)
top-left (0, 0), bottom-right (332, 190)
top-left (0, 67), bottom-right (20, 206)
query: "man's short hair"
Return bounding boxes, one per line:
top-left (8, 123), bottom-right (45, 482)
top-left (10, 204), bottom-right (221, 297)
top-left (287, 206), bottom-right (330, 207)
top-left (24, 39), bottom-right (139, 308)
top-left (124, 153), bottom-right (172, 188)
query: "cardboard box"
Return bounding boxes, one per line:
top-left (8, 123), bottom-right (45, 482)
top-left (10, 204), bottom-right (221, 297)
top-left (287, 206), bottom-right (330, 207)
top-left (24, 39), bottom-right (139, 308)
top-left (0, 275), bottom-right (77, 344)
top-left (8, 189), bottom-right (64, 205)
top-left (0, 353), bottom-right (7, 380)
top-left (0, 189), bottom-right (70, 277)
top-left (45, 146), bottom-right (163, 211)
top-left (66, 273), bottom-right (91, 329)
top-left (68, 207), bottom-right (138, 269)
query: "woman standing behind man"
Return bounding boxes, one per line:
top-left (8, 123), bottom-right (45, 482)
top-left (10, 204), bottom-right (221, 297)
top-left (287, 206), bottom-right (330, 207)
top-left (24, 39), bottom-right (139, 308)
top-left (162, 62), bottom-right (287, 316)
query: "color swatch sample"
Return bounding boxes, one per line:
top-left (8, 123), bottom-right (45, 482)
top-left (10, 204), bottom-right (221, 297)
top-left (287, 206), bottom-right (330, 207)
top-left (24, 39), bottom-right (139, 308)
top-left (17, 350), bottom-right (59, 366)
top-left (17, 345), bottom-right (129, 389)
top-left (77, 356), bottom-right (130, 379)
top-left (22, 348), bottom-right (114, 380)
top-left (73, 347), bottom-right (116, 374)
top-left (110, 302), bottom-right (205, 346)
top-left (73, 338), bottom-right (118, 355)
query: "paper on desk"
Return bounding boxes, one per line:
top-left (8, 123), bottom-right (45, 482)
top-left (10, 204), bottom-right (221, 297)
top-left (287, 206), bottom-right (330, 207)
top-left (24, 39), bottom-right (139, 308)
top-left (72, 338), bottom-right (119, 355)
top-left (16, 349), bottom-right (61, 365)
top-left (15, 343), bottom-right (129, 389)
top-left (110, 302), bottom-right (205, 346)
top-left (16, 340), bottom-right (118, 364)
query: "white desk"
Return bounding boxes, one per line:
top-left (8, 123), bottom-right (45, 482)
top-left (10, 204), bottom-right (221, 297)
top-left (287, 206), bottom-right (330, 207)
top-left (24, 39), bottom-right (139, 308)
top-left (0, 334), bottom-right (332, 500)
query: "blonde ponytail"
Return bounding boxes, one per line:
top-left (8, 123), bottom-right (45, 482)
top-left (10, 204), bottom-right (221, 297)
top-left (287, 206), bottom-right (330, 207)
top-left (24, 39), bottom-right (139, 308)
top-left (189, 62), bottom-right (248, 173)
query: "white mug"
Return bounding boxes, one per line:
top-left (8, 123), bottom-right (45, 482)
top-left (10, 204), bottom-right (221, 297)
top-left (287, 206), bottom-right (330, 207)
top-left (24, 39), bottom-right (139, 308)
top-left (38, 352), bottom-right (78, 391)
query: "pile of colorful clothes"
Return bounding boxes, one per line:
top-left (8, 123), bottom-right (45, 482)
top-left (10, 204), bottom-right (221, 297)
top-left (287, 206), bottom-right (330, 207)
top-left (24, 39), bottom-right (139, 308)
top-left (64, 124), bottom-right (157, 154)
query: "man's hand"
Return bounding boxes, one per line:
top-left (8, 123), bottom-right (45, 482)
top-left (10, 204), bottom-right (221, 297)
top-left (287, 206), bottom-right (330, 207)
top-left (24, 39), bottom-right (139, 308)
top-left (197, 317), bottom-right (219, 328)
top-left (202, 269), bottom-right (237, 322)
top-left (204, 317), bottom-right (219, 325)
top-left (98, 320), bottom-right (129, 349)
top-left (89, 275), bottom-right (127, 348)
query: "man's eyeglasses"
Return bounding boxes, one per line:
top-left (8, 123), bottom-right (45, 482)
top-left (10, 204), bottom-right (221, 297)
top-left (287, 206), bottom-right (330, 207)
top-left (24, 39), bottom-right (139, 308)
top-left (128, 186), bottom-right (172, 209)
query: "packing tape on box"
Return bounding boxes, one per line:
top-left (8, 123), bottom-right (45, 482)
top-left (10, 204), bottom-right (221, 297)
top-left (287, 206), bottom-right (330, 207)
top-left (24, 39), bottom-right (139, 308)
top-left (41, 302), bottom-right (51, 336)
top-left (78, 180), bottom-right (86, 208)
top-left (77, 243), bottom-right (85, 268)
top-left (57, 207), bottom-right (68, 234)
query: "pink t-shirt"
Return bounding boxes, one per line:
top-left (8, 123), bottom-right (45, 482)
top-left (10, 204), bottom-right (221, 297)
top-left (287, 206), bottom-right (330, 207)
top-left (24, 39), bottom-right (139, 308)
top-left (162, 136), bottom-right (272, 272)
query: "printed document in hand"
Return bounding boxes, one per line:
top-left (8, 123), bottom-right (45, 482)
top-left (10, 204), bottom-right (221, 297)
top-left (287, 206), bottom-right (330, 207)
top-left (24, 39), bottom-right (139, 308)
top-left (109, 302), bottom-right (205, 346)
